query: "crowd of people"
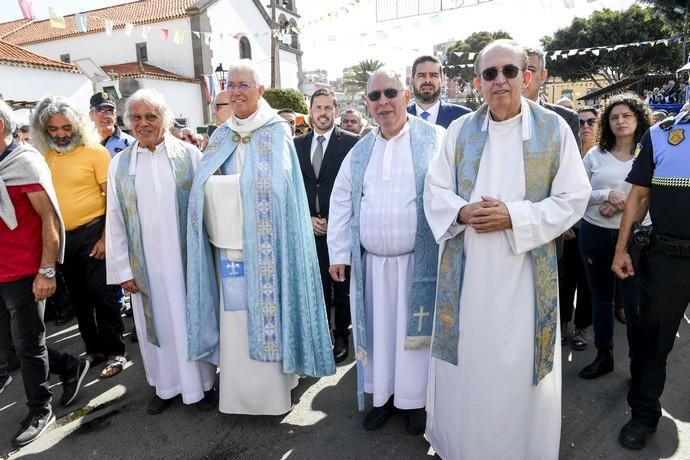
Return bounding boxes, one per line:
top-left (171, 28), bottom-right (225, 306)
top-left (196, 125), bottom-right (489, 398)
top-left (1, 39), bottom-right (689, 459)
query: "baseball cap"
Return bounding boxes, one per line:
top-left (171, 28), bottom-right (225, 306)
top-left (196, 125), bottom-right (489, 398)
top-left (90, 91), bottom-right (116, 109)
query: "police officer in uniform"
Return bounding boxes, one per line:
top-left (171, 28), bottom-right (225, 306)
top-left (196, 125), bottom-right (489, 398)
top-left (612, 112), bottom-right (690, 450)
top-left (89, 92), bottom-right (134, 157)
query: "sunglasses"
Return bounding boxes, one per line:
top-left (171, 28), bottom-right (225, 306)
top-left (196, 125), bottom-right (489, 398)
top-left (214, 102), bottom-right (230, 109)
top-left (480, 64), bottom-right (522, 81)
top-left (367, 88), bottom-right (399, 101)
top-left (579, 118), bottom-right (597, 127)
top-left (227, 82), bottom-right (254, 92)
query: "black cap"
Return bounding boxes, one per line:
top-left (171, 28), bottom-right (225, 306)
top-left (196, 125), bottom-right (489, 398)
top-left (90, 92), bottom-right (116, 109)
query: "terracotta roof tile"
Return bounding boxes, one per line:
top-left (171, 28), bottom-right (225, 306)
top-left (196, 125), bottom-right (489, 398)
top-left (0, 18), bottom-right (34, 39)
top-left (2, 0), bottom-right (199, 46)
top-left (0, 39), bottom-right (78, 72)
top-left (101, 61), bottom-right (199, 84)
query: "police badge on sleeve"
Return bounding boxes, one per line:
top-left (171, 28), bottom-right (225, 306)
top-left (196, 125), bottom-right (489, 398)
top-left (668, 129), bottom-right (685, 146)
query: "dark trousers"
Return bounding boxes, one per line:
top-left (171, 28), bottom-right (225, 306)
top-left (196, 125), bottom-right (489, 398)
top-left (0, 276), bottom-right (51, 415)
top-left (315, 235), bottom-right (350, 339)
top-left (628, 248), bottom-right (690, 427)
top-left (61, 218), bottom-right (124, 357)
top-left (579, 221), bottom-right (640, 351)
top-left (558, 226), bottom-right (592, 329)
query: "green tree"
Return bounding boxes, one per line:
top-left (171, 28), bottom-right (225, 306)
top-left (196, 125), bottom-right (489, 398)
top-left (640, 0), bottom-right (687, 29)
top-left (445, 30), bottom-right (512, 86)
top-left (541, 5), bottom-right (682, 87)
top-left (263, 88), bottom-right (308, 114)
top-left (343, 59), bottom-right (385, 92)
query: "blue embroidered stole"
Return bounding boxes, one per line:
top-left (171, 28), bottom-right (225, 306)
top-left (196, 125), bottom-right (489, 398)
top-left (432, 100), bottom-right (561, 384)
top-left (350, 117), bottom-right (440, 409)
top-left (114, 138), bottom-right (195, 346)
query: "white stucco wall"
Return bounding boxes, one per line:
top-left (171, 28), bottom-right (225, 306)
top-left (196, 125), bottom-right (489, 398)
top-left (136, 78), bottom-right (204, 128)
top-left (23, 18), bottom-right (195, 78)
top-left (207, 0), bottom-right (272, 85)
top-left (0, 65), bottom-right (93, 122)
top-left (278, 50), bottom-right (298, 90)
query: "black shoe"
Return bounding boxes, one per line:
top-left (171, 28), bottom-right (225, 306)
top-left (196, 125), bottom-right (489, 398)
top-left (130, 326), bottom-right (138, 343)
top-left (196, 388), bottom-right (217, 412)
top-left (60, 359), bottom-right (90, 406)
top-left (147, 394), bottom-right (174, 415)
top-left (0, 374), bottom-right (13, 395)
top-left (333, 337), bottom-right (349, 363)
top-left (406, 408), bottom-right (426, 436)
top-left (579, 349), bottom-right (613, 379)
top-left (619, 419), bottom-right (656, 450)
top-left (12, 409), bottom-right (56, 447)
top-left (363, 396), bottom-right (396, 431)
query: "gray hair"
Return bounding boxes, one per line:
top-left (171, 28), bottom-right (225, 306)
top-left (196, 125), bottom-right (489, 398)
top-left (474, 39), bottom-right (529, 76)
top-left (525, 47), bottom-right (546, 73)
top-left (0, 98), bottom-right (16, 137)
top-left (31, 96), bottom-right (100, 154)
top-left (226, 59), bottom-right (262, 86)
top-left (123, 89), bottom-right (174, 131)
top-left (367, 68), bottom-right (405, 91)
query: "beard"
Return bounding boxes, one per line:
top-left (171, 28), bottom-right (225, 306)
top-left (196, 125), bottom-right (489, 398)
top-left (413, 86), bottom-right (441, 104)
top-left (47, 133), bottom-right (81, 153)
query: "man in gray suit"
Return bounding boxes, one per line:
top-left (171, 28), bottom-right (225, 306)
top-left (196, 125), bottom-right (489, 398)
top-left (523, 48), bottom-right (580, 150)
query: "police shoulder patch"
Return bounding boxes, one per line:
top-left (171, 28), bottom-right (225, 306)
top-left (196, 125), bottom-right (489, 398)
top-left (668, 129), bottom-right (685, 146)
top-left (633, 143), bottom-right (641, 158)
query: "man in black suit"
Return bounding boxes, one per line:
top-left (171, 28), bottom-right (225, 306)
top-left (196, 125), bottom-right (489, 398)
top-left (407, 55), bottom-right (471, 128)
top-left (294, 88), bottom-right (359, 363)
top-left (523, 48), bottom-right (581, 150)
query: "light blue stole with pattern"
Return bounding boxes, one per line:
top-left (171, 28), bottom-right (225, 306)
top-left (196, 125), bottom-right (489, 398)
top-left (186, 117), bottom-right (336, 377)
top-left (432, 99), bottom-right (561, 384)
top-left (350, 116), bottom-right (440, 409)
top-left (114, 136), bottom-right (195, 346)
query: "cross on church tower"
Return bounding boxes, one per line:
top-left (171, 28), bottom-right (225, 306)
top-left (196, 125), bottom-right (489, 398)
top-left (414, 306), bottom-right (429, 333)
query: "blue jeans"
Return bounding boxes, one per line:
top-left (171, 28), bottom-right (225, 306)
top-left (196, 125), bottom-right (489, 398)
top-left (578, 220), bottom-right (640, 351)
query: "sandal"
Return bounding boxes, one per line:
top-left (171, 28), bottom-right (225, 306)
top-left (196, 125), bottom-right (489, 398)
top-left (99, 355), bottom-right (127, 378)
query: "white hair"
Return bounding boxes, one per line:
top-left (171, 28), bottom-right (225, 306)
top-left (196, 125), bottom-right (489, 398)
top-left (226, 59), bottom-right (262, 86)
top-left (0, 98), bottom-right (16, 137)
top-left (123, 88), bottom-right (174, 131)
top-left (30, 96), bottom-right (100, 154)
top-left (367, 68), bottom-right (405, 91)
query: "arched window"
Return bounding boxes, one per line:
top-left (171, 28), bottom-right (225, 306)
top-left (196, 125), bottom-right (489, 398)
top-left (239, 37), bottom-right (251, 59)
top-left (290, 19), bottom-right (299, 49)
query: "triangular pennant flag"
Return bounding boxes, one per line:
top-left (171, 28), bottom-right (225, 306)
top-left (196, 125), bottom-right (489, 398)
top-left (563, 0), bottom-right (575, 7)
top-left (104, 19), bottom-right (113, 36)
top-left (173, 29), bottom-right (184, 45)
top-left (125, 23), bottom-right (134, 36)
top-left (192, 31), bottom-right (200, 38)
top-left (553, 50), bottom-right (562, 56)
top-left (454, 51), bottom-right (464, 59)
top-left (75, 13), bottom-right (88, 32)
top-left (468, 52), bottom-right (475, 60)
top-left (568, 49), bottom-right (577, 56)
top-left (592, 49), bottom-right (600, 56)
top-left (142, 25), bottom-right (151, 39)
top-left (18, 0), bottom-right (33, 19)
top-left (204, 32), bottom-right (212, 45)
top-left (48, 7), bottom-right (66, 29)
top-left (160, 28), bottom-right (169, 41)
top-left (376, 30), bottom-right (387, 39)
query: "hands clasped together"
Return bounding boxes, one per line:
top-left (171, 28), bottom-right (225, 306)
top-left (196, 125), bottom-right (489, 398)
top-left (457, 196), bottom-right (512, 233)
top-left (599, 190), bottom-right (625, 218)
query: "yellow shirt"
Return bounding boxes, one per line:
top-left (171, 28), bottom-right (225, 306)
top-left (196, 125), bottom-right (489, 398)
top-left (45, 144), bottom-right (111, 231)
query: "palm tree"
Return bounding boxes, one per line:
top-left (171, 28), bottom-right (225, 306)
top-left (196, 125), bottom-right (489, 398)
top-left (343, 59), bottom-right (385, 92)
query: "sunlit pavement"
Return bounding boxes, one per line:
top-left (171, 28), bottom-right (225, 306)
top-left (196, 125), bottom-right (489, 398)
top-left (1, 310), bottom-right (689, 459)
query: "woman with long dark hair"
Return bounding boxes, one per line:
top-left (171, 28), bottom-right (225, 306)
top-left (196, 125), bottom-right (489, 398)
top-left (578, 93), bottom-right (652, 379)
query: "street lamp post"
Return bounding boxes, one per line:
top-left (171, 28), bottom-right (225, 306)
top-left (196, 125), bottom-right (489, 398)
top-left (215, 63), bottom-right (227, 90)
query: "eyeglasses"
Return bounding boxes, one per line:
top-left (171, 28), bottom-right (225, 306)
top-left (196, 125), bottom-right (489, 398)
top-left (214, 103), bottom-right (230, 109)
top-left (93, 107), bottom-right (114, 115)
top-left (367, 88), bottom-right (399, 101)
top-left (480, 64), bottom-right (522, 81)
top-left (579, 118), bottom-right (597, 127)
top-left (227, 82), bottom-right (254, 92)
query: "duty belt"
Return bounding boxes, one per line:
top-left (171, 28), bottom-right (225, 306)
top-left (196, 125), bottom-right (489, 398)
top-left (653, 234), bottom-right (690, 258)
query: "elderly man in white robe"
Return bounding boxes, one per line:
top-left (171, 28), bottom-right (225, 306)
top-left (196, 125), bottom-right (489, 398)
top-left (328, 69), bottom-right (444, 436)
top-left (105, 89), bottom-right (216, 415)
top-left (424, 40), bottom-right (591, 459)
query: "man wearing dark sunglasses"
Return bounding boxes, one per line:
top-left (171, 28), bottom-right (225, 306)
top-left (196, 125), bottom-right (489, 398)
top-left (424, 40), bottom-right (591, 459)
top-left (328, 69), bottom-right (444, 436)
top-left (407, 55), bottom-right (471, 128)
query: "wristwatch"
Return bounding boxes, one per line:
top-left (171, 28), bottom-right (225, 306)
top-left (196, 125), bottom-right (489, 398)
top-left (38, 267), bottom-right (56, 279)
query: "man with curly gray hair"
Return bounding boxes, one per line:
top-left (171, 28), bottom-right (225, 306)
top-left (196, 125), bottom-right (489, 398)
top-left (105, 89), bottom-right (216, 415)
top-left (31, 96), bottom-right (126, 379)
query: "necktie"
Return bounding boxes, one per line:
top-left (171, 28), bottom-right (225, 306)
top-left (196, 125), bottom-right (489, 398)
top-left (312, 135), bottom-right (325, 176)
top-left (421, 111), bottom-right (431, 121)
top-left (312, 135), bottom-right (325, 214)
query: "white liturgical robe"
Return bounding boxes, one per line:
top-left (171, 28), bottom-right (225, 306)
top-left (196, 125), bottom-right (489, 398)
top-left (423, 104), bottom-right (590, 459)
top-left (106, 143), bottom-right (216, 404)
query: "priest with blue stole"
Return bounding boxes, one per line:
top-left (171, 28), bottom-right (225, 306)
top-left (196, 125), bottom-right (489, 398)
top-left (423, 40), bottom-right (591, 459)
top-left (186, 59), bottom-right (335, 415)
top-left (328, 68), bottom-right (444, 435)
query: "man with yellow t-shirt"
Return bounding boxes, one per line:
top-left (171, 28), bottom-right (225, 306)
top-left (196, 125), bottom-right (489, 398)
top-left (31, 96), bottom-right (126, 379)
